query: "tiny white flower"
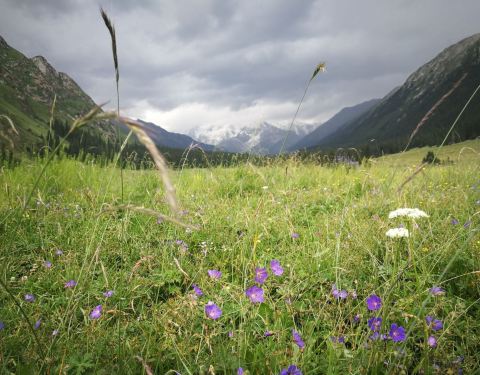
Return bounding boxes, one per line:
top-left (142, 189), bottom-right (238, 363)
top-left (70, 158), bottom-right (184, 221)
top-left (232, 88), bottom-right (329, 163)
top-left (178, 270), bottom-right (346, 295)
top-left (386, 228), bottom-right (410, 238)
top-left (262, 186), bottom-right (269, 190)
top-left (388, 208), bottom-right (429, 219)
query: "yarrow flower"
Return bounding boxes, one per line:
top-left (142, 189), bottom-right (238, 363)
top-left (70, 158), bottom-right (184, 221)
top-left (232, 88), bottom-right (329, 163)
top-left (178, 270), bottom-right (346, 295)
top-left (103, 290), bottom-right (114, 298)
top-left (426, 316), bottom-right (443, 331)
top-left (192, 284), bottom-right (203, 296)
top-left (252, 266), bottom-right (268, 283)
top-left (386, 228), bottom-right (410, 238)
top-left (429, 286), bottom-right (445, 296)
top-left (368, 317), bottom-right (382, 331)
top-left (428, 335), bottom-right (437, 348)
top-left (292, 330), bottom-right (305, 349)
top-left (389, 323), bottom-right (406, 342)
top-left (24, 294), bottom-right (35, 303)
top-left (205, 301), bottom-right (222, 320)
top-left (280, 365), bottom-right (303, 375)
top-left (388, 208), bottom-right (429, 219)
top-left (89, 305), bottom-right (102, 320)
top-left (64, 280), bottom-right (77, 288)
top-left (270, 259), bottom-right (284, 276)
top-left (245, 286), bottom-right (264, 303)
top-left (207, 270), bottom-right (222, 279)
top-left (366, 294), bottom-right (382, 311)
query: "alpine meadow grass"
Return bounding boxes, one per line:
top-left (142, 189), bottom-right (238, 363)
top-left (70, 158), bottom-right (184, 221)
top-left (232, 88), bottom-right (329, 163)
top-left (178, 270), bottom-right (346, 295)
top-left (0, 140), bottom-right (479, 373)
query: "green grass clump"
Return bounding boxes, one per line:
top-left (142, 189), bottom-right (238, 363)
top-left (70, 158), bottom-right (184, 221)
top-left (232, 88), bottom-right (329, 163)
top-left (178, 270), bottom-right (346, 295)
top-left (0, 140), bottom-right (479, 374)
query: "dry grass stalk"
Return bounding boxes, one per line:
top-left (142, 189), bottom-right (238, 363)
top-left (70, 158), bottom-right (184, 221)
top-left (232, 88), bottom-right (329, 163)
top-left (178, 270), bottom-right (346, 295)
top-left (129, 256), bottom-right (154, 281)
top-left (405, 72), bottom-right (468, 150)
top-left (0, 114), bottom-right (19, 149)
top-left (134, 356), bottom-right (154, 375)
top-left (103, 203), bottom-right (198, 230)
top-left (118, 117), bottom-right (180, 214)
top-left (397, 162), bottom-right (427, 193)
top-left (173, 257), bottom-right (190, 279)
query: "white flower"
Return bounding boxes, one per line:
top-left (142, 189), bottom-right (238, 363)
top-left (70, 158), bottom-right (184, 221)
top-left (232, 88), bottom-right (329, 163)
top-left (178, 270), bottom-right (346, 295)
top-left (388, 208), bottom-right (429, 219)
top-left (386, 228), bottom-right (410, 238)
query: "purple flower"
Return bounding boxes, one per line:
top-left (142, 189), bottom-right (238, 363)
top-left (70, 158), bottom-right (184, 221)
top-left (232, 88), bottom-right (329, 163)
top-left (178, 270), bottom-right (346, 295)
top-left (368, 317), bottom-right (382, 331)
top-left (338, 290), bottom-right (348, 299)
top-left (228, 331), bottom-right (234, 338)
top-left (245, 286), bottom-right (264, 303)
top-left (330, 336), bottom-right (345, 344)
top-left (463, 220), bottom-right (471, 228)
top-left (332, 285), bottom-right (347, 299)
top-left (350, 290), bottom-right (357, 299)
top-left (192, 284), bottom-right (203, 296)
top-left (205, 301), bottom-right (222, 320)
top-left (353, 314), bottom-right (361, 323)
top-left (24, 294), bottom-right (35, 303)
top-left (64, 280), bottom-right (77, 289)
top-left (237, 368), bottom-right (244, 375)
top-left (366, 294), bottom-right (382, 311)
top-left (254, 267), bottom-right (268, 284)
top-left (103, 290), bottom-right (114, 298)
top-left (280, 365), bottom-right (302, 375)
top-left (451, 218), bottom-right (459, 225)
top-left (89, 305), bottom-right (102, 320)
top-left (34, 318), bottom-right (42, 330)
top-left (370, 332), bottom-right (388, 341)
top-left (428, 336), bottom-right (437, 348)
top-left (426, 316), bottom-right (443, 331)
top-left (292, 330), bottom-right (305, 349)
top-left (55, 249), bottom-right (63, 256)
top-left (389, 323), bottom-right (406, 342)
top-left (156, 217), bottom-right (164, 224)
top-left (270, 259), bottom-right (284, 276)
top-left (43, 260), bottom-right (52, 268)
top-left (264, 330), bottom-right (273, 337)
top-left (429, 286), bottom-right (445, 296)
top-left (291, 232), bottom-right (300, 239)
top-left (0, 321), bottom-right (4, 330)
top-left (207, 269), bottom-right (222, 279)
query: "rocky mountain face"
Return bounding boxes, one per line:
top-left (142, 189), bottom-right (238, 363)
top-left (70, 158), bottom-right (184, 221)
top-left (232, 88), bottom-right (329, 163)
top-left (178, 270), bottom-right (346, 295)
top-left (189, 122), bottom-right (316, 155)
top-left (312, 33), bottom-right (480, 152)
top-left (290, 98), bottom-right (381, 151)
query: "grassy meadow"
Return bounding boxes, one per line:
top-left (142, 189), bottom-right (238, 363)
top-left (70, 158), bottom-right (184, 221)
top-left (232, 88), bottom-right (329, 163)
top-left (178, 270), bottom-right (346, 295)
top-left (0, 140), bottom-right (479, 374)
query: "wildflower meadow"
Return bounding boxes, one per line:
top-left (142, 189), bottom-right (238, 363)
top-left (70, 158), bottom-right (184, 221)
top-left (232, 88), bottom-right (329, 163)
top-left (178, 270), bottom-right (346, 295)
top-left (0, 140), bottom-right (479, 374)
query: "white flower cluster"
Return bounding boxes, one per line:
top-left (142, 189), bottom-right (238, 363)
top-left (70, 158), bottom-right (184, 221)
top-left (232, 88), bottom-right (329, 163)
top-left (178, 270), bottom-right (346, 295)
top-left (386, 227), bottom-right (410, 238)
top-left (388, 208), bottom-right (429, 219)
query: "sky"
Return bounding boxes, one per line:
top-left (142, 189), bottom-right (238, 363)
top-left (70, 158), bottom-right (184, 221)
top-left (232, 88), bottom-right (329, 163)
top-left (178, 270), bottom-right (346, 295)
top-left (1, 0), bottom-right (479, 133)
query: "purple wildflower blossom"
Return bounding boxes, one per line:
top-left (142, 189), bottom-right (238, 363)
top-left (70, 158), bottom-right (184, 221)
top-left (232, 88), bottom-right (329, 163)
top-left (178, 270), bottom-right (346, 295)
top-left (103, 290), bottom-right (114, 298)
top-left (0, 321), bottom-right (4, 330)
top-left (89, 305), bottom-right (102, 320)
top-left (370, 332), bottom-right (388, 341)
top-left (463, 220), bottom-right (471, 228)
top-left (350, 290), bottom-right (357, 299)
top-left (43, 260), bottom-right (52, 268)
top-left (291, 232), bottom-right (300, 239)
top-left (280, 365), bottom-right (303, 375)
top-left (389, 323), bottom-right (406, 342)
top-left (205, 301), bottom-right (222, 320)
top-left (353, 314), bottom-right (361, 323)
top-left (339, 290), bottom-right (348, 299)
top-left (330, 336), bottom-right (345, 344)
top-left (429, 286), bottom-right (445, 296)
top-left (428, 336), bottom-right (437, 348)
top-left (366, 294), bottom-right (382, 311)
top-left (192, 284), bottom-right (203, 296)
top-left (207, 269), bottom-right (222, 279)
top-left (34, 318), bottom-right (42, 330)
top-left (451, 218), bottom-right (459, 225)
top-left (24, 294), bottom-right (35, 303)
top-left (292, 330), bottom-right (305, 349)
top-left (228, 331), bottom-right (234, 338)
top-left (368, 317), bottom-right (382, 331)
top-left (264, 330), bottom-right (273, 337)
top-left (156, 217), bottom-right (164, 224)
top-left (55, 249), bottom-right (63, 256)
top-left (270, 259), bottom-right (284, 276)
top-left (426, 316), bottom-right (443, 331)
top-left (245, 286), bottom-right (264, 303)
top-left (64, 280), bottom-right (77, 288)
top-left (237, 368), bottom-right (244, 375)
top-left (254, 267), bottom-right (268, 284)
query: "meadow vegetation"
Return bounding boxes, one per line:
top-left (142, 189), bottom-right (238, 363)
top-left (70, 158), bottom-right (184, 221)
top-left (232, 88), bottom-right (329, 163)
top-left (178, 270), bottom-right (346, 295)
top-left (0, 140), bottom-right (478, 374)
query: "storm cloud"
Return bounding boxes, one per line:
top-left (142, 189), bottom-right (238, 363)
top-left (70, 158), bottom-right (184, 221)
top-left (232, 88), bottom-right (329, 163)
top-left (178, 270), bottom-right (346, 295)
top-left (1, 0), bottom-right (479, 132)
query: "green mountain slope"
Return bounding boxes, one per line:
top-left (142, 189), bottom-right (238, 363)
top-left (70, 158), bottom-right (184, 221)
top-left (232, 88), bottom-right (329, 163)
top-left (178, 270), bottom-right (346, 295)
top-left (313, 33), bottom-right (480, 153)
